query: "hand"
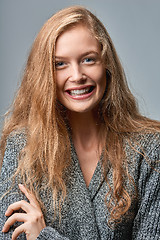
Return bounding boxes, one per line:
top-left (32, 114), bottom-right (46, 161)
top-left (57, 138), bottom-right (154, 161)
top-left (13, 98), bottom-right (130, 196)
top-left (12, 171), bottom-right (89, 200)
top-left (2, 184), bottom-right (46, 240)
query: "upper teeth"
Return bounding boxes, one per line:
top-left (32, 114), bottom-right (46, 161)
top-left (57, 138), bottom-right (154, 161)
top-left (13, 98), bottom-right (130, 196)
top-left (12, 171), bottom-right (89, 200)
top-left (70, 87), bottom-right (90, 96)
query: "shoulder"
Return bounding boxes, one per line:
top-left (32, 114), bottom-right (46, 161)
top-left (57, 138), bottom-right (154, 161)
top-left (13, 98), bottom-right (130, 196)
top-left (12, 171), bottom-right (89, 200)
top-left (133, 132), bottom-right (160, 162)
top-left (125, 132), bottom-right (160, 178)
top-left (0, 129), bottom-right (27, 180)
top-left (125, 131), bottom-right (160, 156)
top-left (136, 131), bottom-right (159, 148)
top-left (5, 129), bottom-right (27, 152)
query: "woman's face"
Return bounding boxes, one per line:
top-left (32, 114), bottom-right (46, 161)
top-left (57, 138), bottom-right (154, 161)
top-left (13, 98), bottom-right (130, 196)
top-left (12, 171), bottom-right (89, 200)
top-left (55, 24), bottom-right (106, 114)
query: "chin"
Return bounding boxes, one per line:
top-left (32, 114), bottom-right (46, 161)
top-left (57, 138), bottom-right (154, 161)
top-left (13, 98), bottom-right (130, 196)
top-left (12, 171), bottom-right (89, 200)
top-left (66, 104), bottom-right (99, 114)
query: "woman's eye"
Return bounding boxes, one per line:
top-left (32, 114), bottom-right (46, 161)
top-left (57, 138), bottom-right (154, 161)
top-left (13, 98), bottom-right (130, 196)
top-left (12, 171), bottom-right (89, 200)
top-left (55, 61), bottom-right (66, 69)
top-left (83, 57), bottom-right (96, 64)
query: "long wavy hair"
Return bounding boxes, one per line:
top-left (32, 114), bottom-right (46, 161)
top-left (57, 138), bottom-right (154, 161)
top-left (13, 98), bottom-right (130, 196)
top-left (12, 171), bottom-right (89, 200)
top-left (1, 6), bottom-right (160, 224)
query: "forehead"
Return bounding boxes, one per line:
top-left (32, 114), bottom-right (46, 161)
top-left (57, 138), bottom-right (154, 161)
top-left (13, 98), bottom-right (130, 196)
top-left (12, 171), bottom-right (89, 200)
top-left (55, 24), bottom-right (101, 56)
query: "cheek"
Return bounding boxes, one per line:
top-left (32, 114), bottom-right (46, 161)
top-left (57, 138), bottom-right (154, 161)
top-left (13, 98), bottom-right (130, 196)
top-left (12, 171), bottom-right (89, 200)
top-left (93, 68), bottom-right (106, 90)
top-left (56, 72), bottom-right (66, 91)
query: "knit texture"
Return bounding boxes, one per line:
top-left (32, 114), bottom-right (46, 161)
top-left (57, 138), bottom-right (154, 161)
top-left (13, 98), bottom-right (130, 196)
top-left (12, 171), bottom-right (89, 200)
top-left (0, 132), bottom-right (160, 240)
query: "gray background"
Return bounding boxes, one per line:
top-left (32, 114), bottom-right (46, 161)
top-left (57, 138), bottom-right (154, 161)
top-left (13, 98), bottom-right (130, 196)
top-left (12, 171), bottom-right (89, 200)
top-left (0, 0), bottom-right (160, 129)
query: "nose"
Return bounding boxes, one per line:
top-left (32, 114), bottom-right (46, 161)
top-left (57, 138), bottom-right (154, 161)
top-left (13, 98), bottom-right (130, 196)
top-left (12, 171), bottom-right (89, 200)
top-left (69, 63), bottom-right (86, 82)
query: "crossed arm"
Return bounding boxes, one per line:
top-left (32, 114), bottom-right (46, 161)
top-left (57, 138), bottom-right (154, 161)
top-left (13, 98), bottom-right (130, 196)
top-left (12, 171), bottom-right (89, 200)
top-left (2, 184), bottom-right (46, 240)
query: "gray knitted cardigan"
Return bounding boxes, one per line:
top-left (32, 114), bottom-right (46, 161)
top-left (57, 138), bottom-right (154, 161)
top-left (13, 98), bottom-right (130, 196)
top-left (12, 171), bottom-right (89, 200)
top-left (0, 132), bottom-right (160, 240)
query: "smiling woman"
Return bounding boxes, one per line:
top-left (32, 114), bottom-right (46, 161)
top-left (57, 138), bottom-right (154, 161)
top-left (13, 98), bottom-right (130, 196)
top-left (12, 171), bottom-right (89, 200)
top-left (0, 5), bottom-right (160, 240)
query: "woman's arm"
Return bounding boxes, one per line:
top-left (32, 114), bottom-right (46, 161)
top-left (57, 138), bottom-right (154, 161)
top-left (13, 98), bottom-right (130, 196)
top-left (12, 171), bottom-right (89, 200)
top-left (36, 227), bottom-right (71, 240)
top-left (0, 133), bottom-right (70, 240)
top-left (2, 184), bottom-right (46, 240)
top-left (0, 133), bottom-right (27, 239)
top-left (132, 136), bottom-right (160, 239)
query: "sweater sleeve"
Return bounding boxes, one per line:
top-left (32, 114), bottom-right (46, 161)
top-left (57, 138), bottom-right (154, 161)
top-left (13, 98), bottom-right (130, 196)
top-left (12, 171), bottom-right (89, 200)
top-left (0, 133), bottom-right (27, 239)
top-left (36, 227), bottom-right (70, 240)
top-left (132, 137), bottom-right (160, 240)
top-left (0, 133), bottom-right (70, 240)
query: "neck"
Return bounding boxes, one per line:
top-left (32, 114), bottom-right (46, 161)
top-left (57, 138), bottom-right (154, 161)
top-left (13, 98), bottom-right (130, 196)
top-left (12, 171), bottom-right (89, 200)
top-left (68, 111), bottom-right (102, 151)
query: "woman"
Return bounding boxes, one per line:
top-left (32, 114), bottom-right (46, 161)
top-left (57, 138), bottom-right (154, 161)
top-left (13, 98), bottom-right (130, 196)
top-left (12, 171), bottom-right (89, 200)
top-left (0, 6), bottom-right (160, 240)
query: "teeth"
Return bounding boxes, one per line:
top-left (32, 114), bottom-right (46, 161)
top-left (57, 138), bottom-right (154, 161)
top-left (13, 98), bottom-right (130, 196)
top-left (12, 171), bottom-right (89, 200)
top-left (69, 87), bottom-right (90, 96)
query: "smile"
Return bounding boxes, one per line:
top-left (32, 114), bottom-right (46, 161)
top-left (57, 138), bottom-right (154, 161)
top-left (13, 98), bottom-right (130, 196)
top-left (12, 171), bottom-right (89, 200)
top-left (65, 86), bottom-right (95, 100)
top-left (70, 86), bottom-right (95, 96)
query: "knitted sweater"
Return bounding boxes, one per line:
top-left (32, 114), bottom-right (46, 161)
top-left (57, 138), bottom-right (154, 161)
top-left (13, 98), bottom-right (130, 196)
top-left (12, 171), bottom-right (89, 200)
top-left (0, 132), bottom-right (160, 240)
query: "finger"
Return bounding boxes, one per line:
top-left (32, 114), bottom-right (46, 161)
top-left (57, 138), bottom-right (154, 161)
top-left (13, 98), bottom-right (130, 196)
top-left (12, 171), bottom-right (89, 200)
top-left (18, 184), bottom-right (31, 201)
top-left (2, 213), bottom-right (27, 232)
top-left (12, 223), bottom-right (26, 240)
top-left (19, 184), bottom-right (40, 209)
top-left (5, 200), bottom-right (32, 216)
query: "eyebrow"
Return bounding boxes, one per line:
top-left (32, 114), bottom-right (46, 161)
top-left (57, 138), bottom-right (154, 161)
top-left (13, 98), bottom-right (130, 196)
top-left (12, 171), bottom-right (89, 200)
top-left (55, 51), bottom-right (99, 59)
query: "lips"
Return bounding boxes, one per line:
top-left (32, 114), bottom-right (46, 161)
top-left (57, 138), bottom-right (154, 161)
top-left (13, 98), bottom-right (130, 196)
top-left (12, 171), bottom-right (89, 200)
top-left (65, 85), bottom-right (95, 100)
top-left (66, 86), bottom-right (95, 96)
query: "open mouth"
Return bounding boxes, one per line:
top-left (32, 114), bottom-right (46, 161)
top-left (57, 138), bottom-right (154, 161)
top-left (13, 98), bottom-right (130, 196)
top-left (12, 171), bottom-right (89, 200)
top-left (67, 86), bottom-right (95, 96)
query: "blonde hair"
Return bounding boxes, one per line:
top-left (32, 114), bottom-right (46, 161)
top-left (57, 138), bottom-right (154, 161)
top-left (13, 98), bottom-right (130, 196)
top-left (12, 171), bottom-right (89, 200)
top-left (1, 6), bottom-right (160, 224)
